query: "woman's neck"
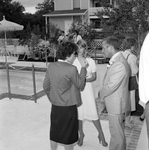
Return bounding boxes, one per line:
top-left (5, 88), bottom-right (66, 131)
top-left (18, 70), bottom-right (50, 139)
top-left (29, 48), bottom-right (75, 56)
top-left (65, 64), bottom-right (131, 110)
top-left (78, 54), bottom-right (85, 59)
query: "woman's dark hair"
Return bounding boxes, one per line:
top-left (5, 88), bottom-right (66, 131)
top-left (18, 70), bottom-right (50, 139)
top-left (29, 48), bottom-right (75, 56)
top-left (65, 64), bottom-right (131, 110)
top-left (121, 37), bottom-right (137, 50)
top-left (61, 31), bottom-right (64, 34)
top-left (103, 36), bottom-right (121, 51)
top-left (56, 41), bottom-right (78, 60)
top-left (74, 30), bottom-right (79, 35)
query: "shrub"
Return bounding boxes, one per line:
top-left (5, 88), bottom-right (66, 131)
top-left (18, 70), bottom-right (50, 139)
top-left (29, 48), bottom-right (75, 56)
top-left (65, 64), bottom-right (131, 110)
top-left (68, 22), bottom-right (97, 48)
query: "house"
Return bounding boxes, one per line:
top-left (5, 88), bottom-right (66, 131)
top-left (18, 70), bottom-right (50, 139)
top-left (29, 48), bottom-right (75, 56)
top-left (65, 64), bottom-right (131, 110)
top-left (43, 0), bottom-right (117, 35)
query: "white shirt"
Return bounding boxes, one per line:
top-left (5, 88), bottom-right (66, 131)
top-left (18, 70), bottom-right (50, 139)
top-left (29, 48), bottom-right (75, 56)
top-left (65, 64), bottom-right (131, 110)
top-left (58, 59), bottom-right (68, 63)
top-left (139, 33), bottom-right (149, 108)
top-left (58, 35), bottom-right (65, 43)
top-left (107, 52), bottom-right (120, 68)
top-left (122, 50), bottom-right (138, 76)
top-left (73, 35), bottom-right (82, 43)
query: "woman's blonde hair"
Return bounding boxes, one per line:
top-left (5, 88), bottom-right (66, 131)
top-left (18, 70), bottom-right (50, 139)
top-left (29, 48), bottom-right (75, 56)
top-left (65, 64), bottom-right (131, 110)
top-left (76, 39), bottom-right (89, 57)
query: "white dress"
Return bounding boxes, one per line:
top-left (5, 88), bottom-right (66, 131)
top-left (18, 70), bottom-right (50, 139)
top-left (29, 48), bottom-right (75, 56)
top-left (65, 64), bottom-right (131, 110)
top-left (73, 57), bottom-right (99, 121)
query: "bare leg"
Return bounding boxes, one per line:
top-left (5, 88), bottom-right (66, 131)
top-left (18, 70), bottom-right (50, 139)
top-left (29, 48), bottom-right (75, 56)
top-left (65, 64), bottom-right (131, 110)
top-left (64, 144), bottom-right (74, 150)
top-left (145, 102), bottom-right (149, 149)
top-left (50, 140), bottom-right (58, 150)
top-left (92, 119), bottom-right (108, 147)
top-left (77, 120), bottom-right (85, 146)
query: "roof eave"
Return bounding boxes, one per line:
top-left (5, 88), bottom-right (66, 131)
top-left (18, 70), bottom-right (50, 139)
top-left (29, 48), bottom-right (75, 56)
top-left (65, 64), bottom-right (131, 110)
top-left (43, 10), bottom-right (88, 17)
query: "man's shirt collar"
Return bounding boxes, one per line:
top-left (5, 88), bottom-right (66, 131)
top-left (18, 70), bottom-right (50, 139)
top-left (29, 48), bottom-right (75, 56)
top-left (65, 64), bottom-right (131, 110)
top-left (107, 52), bottom-right (120, 68)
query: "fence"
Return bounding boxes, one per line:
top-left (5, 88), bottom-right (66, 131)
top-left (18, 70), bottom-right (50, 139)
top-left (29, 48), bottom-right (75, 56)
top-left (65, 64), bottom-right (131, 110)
top-left (2, 63), bottom-right (45, 103)
top-left (0, 45), bottom-right (29, 57)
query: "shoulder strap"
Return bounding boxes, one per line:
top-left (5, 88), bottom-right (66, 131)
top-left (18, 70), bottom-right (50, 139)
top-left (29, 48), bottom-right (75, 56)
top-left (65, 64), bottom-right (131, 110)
top-left (126, 54), bottom-right (130, 60)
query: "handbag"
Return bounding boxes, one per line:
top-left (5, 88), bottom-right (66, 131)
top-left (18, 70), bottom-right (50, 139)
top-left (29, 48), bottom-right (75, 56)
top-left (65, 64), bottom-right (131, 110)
top-left (129, 75), bottom-right (138, 91)
top-left (126, 54), bottom-right (138, 91)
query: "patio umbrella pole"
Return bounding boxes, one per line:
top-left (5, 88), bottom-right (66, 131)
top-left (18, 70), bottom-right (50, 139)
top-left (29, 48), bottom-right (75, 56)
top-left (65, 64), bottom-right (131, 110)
top-left (4, 31), bottom-right (7, 63)
top-left (0, 16), bottom-right (24, 63)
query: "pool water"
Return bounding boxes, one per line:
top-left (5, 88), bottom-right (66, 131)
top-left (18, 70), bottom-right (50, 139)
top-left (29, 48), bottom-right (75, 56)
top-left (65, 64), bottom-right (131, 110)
top-left (0, 69), bottom-right (45, 96)
top-left (0, 64), bottom-right (107, 99)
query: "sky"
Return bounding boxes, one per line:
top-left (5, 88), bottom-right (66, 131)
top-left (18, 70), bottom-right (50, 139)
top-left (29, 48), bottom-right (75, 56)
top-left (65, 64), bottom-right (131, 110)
top-left (14, 0), bottom-right (43, 14)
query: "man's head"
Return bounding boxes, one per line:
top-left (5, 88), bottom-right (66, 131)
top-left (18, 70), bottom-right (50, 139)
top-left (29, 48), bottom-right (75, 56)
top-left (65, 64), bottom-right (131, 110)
top-left (121, 37), bottom-right (137, 51)
top-left (61, 31), bottom-right (65, 36)
top-left (102, 36), bottom-right (121, 58)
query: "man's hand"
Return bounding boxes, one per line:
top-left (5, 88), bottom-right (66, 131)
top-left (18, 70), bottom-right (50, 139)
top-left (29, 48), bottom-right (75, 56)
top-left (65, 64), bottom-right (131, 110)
top-left (98, 91), bottom-right (104, 102)
top-left (96, 95), bottom-right (106, 115)
top-left (98, 91), bottom-right (100, 98)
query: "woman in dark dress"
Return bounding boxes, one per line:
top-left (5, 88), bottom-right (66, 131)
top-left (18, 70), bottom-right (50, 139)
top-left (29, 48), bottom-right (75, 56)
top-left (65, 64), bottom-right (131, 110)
top-left (43, 41), bottom-right (87, 150)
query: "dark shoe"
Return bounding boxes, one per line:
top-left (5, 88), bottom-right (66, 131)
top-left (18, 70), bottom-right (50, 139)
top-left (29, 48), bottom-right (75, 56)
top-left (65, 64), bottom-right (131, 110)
top-left (102, 107), bottom-right (108, 113)
top-left (98, 134), bottom-right (108, 147)
top-left (140, 116), bottom-right (145, 121)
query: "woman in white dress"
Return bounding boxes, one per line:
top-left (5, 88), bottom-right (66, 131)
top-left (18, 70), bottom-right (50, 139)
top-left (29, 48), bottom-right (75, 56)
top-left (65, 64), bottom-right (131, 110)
top-left (73, 39), bottom-right (108, 147)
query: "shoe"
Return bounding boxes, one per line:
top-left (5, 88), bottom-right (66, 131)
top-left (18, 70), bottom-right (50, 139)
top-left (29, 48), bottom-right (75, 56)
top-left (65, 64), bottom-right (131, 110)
top-left (125, 121), bottom-right (134, 129)
top-left (77, 133), bottom-right (85, 146)
top-left (98, 134), bottom-right (108, 147)
top-left (140, 116), bottom-right (145, 121)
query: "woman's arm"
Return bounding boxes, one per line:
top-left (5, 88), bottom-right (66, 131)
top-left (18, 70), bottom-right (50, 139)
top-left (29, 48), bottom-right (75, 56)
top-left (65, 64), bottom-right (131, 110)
top-left (86, 72), bottom-right (97, 82)
top-left (130, 55), bottom-right (139, 75)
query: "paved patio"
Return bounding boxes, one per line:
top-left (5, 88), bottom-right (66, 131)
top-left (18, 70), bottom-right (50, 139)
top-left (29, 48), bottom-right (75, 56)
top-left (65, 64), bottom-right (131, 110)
top-left (0, 97), bottom-right (147, 150)
top-left (0, 56), bottom-right (148, 150)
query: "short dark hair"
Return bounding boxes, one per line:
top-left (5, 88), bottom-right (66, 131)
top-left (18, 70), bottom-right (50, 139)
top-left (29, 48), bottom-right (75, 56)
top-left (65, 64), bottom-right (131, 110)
top-left (74, 30), bottom-right (79, 35)
top-left (103, 36), bottom-right (121, 51)
top-left (121, 37), bottom-right (137, 50)
top-left (56, 41), bottom-right (78, 60)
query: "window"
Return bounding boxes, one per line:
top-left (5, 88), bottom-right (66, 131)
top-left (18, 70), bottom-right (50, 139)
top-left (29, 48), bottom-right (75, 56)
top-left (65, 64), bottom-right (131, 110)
top-left (95, 21), bottom-right (101, 28)
top-left (95, 1), bottom-right (101, 7)
top-left (94, 0), bottom-right (111, 7)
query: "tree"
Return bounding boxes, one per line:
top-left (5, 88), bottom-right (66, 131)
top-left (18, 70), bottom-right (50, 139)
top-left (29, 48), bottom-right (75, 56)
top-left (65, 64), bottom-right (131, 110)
top-left (96, 0), bottom-right (149, 49)
top-left (0, 0), bottom-right (25, 39)
top-left (34, 0), bottom-right (54, 39)
top-left (0, 0), bottom-right (25, 23)
top-left (0, 0), bottom-right (55, 45)
top-left (36, 0), bottom-right (54, 14)
top-left (68, 22), bottom-right (97, 48)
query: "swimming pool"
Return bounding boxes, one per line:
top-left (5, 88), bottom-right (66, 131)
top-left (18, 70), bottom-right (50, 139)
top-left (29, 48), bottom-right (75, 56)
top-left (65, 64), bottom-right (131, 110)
top-left (0, 69), bottom-right (45, 96)
top-left (0, 64), bottom-right (107, 99)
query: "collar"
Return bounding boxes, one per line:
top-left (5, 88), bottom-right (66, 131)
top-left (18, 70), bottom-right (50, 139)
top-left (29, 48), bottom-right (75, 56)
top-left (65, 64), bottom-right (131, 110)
top-left (107, 52), bottom-right (120, 68)
top-left (58, 59), bottom-right (68, 63)
top-left (125, 49), bottom-right (131, 54)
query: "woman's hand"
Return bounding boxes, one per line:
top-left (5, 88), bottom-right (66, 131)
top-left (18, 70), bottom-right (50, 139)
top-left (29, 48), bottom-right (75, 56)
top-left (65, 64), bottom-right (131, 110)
top-left (82, 59), bottom-right (89, 68)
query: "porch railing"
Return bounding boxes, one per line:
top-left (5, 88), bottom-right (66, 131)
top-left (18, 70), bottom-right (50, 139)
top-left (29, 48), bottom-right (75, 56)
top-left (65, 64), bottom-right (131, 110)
top-left (89, 7), bottom-right (104, 16)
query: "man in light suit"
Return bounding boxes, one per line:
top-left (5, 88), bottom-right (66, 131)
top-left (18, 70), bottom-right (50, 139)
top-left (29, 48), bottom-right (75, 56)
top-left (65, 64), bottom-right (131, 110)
top-left (99, 36), bottom-right (130, 150)
top-left (43, 42), bottom-right (88, 150)
top-left (139, 32), bottom-right (149, 149)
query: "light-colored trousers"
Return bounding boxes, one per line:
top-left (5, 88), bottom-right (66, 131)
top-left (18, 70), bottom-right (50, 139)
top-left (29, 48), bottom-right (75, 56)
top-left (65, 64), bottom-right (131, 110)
top-left (108, 113), bottom-right (126, 150)
top-left (145, 102), bottom-right (149, 150)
